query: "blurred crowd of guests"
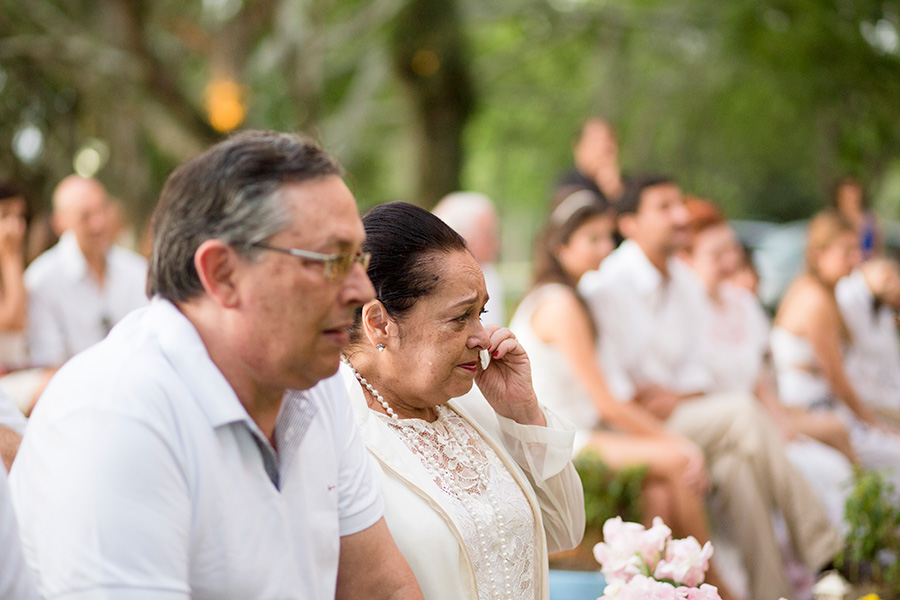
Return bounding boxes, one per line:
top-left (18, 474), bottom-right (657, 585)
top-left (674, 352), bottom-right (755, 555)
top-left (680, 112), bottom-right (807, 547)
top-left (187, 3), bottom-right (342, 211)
top-left (494, 118), bottom-right (900, 600)
top-left (0, 118), bottom-right (898, 600)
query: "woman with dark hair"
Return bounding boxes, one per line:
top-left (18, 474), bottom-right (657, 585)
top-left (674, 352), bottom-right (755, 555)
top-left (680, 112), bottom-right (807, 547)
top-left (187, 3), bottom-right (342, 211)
top-left (339, 202), bottom-right (584, 600)
top-left (772, 210), bottom-right (900, 489)
top-left (509, 188), bottom-right (737, 600)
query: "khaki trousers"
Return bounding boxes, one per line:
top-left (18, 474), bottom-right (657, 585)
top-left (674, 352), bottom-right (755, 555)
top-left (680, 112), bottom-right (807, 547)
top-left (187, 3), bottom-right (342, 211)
top-left (666, 394), bottom-right (842, 600)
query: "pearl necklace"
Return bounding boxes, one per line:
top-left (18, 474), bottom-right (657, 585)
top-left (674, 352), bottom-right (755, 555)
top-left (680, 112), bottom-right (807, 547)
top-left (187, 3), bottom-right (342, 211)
top-left (342, 356), bottom-right (514, 600)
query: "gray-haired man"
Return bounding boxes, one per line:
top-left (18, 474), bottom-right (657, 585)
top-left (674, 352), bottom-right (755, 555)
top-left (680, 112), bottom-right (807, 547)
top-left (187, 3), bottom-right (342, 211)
top-left (11, 130), bottom-right (422, 600)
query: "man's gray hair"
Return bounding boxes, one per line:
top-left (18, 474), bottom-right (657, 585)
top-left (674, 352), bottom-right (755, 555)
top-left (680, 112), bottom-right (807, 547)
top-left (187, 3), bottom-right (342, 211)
top-left (147, 130), bottom-right (343, 302)
top-left (432, 191), bottom-right (496, 240)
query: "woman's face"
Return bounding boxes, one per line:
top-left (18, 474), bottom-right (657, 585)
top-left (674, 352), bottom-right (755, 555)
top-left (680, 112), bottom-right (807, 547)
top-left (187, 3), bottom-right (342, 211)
top-left (687, 223), bottom-right (742, 289)
top-left (382, 250), bottom-right (491, 407)
top-left (815, 231), bottom-right (861, 284)
top-left (556, 214), bottom-right (617, 281)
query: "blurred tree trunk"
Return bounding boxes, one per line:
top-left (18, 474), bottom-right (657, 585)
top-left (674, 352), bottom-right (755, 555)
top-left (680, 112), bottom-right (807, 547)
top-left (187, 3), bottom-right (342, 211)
top-left (389, 0), bottom-right (474, 208)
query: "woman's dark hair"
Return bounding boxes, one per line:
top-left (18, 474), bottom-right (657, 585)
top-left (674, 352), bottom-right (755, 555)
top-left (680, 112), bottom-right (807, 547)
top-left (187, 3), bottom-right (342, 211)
top-left (532, 186), bottom-right (610, 288)
top-left (350, 201), bottom-right (468, 340)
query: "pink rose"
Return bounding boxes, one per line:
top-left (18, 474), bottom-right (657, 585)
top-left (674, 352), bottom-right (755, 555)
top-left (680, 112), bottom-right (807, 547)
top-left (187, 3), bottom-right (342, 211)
top-left (653, 536), bottom-right (714, 587)
top-left (602, 574), bottom-right (682, 600)
top-left (594, 517), bottom-right (652, 583)
top-left (678, 583), bottom-right (723, 600)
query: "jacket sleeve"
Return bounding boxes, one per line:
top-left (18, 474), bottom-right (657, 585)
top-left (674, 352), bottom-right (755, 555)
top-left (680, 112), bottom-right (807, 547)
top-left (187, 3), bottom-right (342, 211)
top-left (495, 407), bottom-right (586, 554)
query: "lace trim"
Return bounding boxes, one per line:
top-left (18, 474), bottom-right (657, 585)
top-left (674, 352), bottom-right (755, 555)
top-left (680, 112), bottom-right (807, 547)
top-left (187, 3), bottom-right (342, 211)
top-left (382, 406), bottom-right (537, 600)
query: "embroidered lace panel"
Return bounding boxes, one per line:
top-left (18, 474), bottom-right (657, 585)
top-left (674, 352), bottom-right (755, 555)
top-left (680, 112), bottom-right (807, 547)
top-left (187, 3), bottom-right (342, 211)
top-left (382, 405), bottom-right (537, 600)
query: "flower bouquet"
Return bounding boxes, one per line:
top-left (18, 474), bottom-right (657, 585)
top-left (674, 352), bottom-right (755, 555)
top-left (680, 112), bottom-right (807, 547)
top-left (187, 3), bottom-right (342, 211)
top-left (592, 516), bottom-right (722, 600)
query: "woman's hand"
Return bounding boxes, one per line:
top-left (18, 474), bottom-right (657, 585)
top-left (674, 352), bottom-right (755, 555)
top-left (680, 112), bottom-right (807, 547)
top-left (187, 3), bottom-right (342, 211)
top-left (475, 325), bottom-right (546, 427)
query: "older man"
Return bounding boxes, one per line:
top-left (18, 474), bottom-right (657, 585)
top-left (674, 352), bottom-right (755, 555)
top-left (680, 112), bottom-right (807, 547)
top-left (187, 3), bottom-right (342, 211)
top-left (25, 176), bottom-right (148, 366)
top-left (11, 131), bottom-right (422, 599)
top-left (579, 175), bottom-right (841, 600)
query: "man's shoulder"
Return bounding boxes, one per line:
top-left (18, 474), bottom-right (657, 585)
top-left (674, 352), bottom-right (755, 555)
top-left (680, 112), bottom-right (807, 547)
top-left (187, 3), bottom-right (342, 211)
top-left (34, 308), bottom-right (185, 421)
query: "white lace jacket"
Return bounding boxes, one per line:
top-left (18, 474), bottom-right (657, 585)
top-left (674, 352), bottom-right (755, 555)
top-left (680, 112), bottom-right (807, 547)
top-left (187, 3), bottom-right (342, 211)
top-left (339, 363), bottom-right (585, 600)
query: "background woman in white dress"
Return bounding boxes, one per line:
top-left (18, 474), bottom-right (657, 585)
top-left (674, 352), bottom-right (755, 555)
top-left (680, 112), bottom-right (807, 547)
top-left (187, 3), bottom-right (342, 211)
top-left (772, 209), bottom-right (900, 490)
top-left (340, 201), bottom-right (585, 600)
top-left (509, 187), bottom-right (737, 600)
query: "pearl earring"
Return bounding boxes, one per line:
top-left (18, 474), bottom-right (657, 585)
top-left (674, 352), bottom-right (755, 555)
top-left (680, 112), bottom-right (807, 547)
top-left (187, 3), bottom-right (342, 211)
top-left (376, 343), bottom-right (386, 352)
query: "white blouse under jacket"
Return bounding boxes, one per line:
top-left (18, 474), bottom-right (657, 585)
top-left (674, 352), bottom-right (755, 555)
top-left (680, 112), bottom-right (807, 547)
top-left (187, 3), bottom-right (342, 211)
top-left (339, 363), bottom-right (586, 600)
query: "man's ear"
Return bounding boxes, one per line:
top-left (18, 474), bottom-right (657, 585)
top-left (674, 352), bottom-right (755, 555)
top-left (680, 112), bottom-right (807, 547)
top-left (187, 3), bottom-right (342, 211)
top-left (193, 239), bottom-right (240, 308)
top-left (618, 213), bottom-right (637, 240)
top-left (361, 300), bottom-right (393, 349)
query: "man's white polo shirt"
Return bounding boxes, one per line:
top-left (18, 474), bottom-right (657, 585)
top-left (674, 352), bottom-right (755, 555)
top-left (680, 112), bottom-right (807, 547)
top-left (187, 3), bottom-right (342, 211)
top-left (10, 298), bottom-right (384, 600)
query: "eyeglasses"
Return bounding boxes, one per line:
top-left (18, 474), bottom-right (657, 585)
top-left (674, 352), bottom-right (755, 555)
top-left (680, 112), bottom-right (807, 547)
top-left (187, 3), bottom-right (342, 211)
top-left (250, 242), bottom-right (371, 283)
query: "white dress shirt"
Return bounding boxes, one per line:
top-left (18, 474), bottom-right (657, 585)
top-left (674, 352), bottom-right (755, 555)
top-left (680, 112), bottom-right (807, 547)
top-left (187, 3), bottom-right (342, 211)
top-left (837, 269), bottom-right (900, 411)
top-left (25, 231), bottom-right (149, 366)
top-left (579, 240), bottom-right (714, 401)
top-left (11, 298), bottom-right (384, 600)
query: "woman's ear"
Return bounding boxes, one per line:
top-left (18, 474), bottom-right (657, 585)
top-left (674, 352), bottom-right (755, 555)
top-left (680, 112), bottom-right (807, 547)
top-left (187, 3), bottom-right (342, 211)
top-left (361, 300), bottom-right (392, 349)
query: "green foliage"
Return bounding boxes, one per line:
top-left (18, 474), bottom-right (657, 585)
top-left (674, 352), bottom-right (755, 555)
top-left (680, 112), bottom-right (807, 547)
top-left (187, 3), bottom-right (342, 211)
top-left (573, 447), bottom-right (646, 529)
top-left (838, 468), bottom-right (900, 596)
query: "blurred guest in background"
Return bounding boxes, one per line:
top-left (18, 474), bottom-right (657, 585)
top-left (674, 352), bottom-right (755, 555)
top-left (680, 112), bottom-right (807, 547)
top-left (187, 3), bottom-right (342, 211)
top-left (830, 177), bottom-right (881, 259)
top-left (25, 175), bottom-right (148, 367)
top-left (836, 257), bottom-right (900, 425)
top-left (433, 191), bottom-right (506, 326)
top-left (0, 184), bottom-right (28, 369)
top-left (556, 118), bottom-right (624, 205)
top-left (772, 210), bottom-right (900, 490)
top-left (681, 198), bottom-right (853, 530)
top-left (579, 175), bottom-right (841, 600)
top-left (510, 187), bottom-right (737, 600)
top-left (0, 184), bottom-right (55, 417)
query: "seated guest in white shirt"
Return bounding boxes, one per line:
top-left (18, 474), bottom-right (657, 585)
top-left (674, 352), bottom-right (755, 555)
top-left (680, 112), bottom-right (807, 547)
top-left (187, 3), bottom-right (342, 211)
top-left (681, 198), bottom-right (853, 530)
top-left (433, 191), bottom-right (507, 326)
top-left (25, 175), bottom-right (149, 367)
top-left (11, 130), bottom-right (422, 600)
top-left (579, 175), bottom-right (841, 600)
top-left (836, 258), bottom-right (900, 425)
